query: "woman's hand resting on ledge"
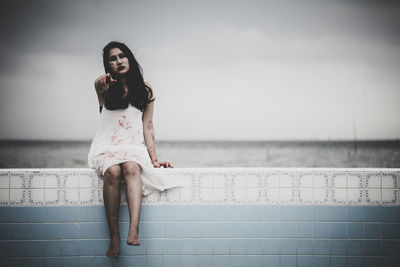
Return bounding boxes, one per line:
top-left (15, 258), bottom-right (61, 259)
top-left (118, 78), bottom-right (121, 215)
top-left (152, 161), bottom-right (173, 168)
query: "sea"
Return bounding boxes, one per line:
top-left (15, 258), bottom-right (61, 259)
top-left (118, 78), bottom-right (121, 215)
top-left (0, 140), bottom-right (399, 169)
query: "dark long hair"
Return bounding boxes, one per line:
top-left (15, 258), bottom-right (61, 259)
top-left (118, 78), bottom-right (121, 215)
top-left (102, 41), bottom-right (154, 112)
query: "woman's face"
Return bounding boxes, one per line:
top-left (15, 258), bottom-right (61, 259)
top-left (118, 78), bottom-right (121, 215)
top-left (108, 47), bottom-right (130, 75)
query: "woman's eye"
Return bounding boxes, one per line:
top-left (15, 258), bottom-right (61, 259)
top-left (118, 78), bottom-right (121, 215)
top-left (119, 54), bottom-right (126, 58)
top-left (109, 56), bottom-right (117, 62)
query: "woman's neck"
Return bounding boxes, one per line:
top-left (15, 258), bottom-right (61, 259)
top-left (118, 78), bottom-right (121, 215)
top-left (120, 76), bottom-right (128, 88)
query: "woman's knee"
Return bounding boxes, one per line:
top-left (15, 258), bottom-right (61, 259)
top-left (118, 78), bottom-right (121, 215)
top-left (121, 162), bottom-right (141, 177)
top-left (104, 165), bottom-right (121, 184)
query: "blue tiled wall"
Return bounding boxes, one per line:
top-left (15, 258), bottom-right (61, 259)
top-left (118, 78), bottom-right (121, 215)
top-left (1, 205), bottom-right (399, 267)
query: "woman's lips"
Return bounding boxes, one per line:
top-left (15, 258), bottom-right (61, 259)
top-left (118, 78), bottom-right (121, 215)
top-left (117, 66), bottom-right (125, 71)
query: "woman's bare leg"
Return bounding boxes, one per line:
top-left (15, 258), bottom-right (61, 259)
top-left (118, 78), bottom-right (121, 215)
top-left (103, 165), bottom-right (122, 258)
top-left (121, 162), bottom-right (142, 245)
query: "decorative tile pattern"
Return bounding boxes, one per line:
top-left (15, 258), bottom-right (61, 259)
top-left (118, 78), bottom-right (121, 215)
top-left (0, 168), bottom-right (399, 206)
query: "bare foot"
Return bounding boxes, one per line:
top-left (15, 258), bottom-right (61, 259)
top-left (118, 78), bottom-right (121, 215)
top-left (106, 236), bottom-right (120, 258)
top-left (127, 228), bottom-right (140, 246)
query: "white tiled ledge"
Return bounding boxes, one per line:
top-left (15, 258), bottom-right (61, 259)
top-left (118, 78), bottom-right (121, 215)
top-left (0, 168), bottom-right (399, 206)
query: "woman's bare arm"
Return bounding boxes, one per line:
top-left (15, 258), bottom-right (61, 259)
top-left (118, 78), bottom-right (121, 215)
top-left (142, 82), bottom-right (173, 168)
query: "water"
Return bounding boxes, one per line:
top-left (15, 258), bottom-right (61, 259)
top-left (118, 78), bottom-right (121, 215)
top-left (0, 140), bottom-right (399, 168)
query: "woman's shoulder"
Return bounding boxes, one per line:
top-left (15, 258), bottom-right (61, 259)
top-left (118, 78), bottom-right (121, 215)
top-left (144, 81), bottom-right (155, 101)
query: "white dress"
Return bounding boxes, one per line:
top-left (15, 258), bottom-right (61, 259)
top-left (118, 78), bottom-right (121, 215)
top-left (88, 103), bottom-right (182, 196)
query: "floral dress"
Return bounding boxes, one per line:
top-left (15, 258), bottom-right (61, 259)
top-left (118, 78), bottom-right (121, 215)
top-left (88, 104), bottom-right (181, 196)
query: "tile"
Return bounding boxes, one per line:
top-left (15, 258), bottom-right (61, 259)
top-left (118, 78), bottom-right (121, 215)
top-left (364, 223), bottom-right (382, 239)
top-left (95, 222), bottom-right (109, 239)
top-left (147, 239), bottom-right (164, 254)
top-left (347, 240), bottom-right (363, 256)
top-left (44, 224), bottom-right (62, 240)
top-left (246, 238), bottom-right (263, 254)
top-left (8, 223), bottom-right (25, 240)
top-left (0, 207), bottom-right (9, 223)
top-left (80, 222), bottom-right (96, 239)
top-left (264, 222), bottom-right (280, 238)
top-left (79, 239), bottom-right (95, 256)
top-left (0, 172), bottom-right (9, 188)
top-left (313, 256), bottom-right (330, 267)
top-left (230, 222), bottom-right (246, 238)
top-left (197, 239), bottom-right (213, 254)
top-left (367, 173), bottom-right (381, 188)
top-left (264, 239), bottom-right (279, 254)
top-left (347, 173), bottom-right (363, 188)
top-left (297, 206), bottom-right (313, 221)
top-left (297, 222), bottom-right (312, 238)
top-left (213, 206), bottom-right (230, 220)
top-left (382, 173), bottom-right (397, 188)
top-left (330, 223), bottom-right (347, 238)
top-left (348, 222), bottom-right (364, 238)
top-left (230, 255), bottom-right (246, 267)
top-left (246, 222), bottom-right (263, 238)
top-left (314, 206), bottom-right (331, 221)
top-left (348, 206), bottom-right (364, 221)
top-left (62, 240), bottom-right (79, 256)
top-left (0, 189), bottom-right (9, 205)
top-left (163, 222), bottom-right (181, 238)
top-left (382, 223), bottom-right (400, 239)
top-left (331, 173), bottom-right (346, 188)
top-left (44, 240), bottom-right (62, 256)
top-left (280, 222), bottom-right (297, 238)
top-left (79, 206), bottom-right (96, 222)
top-left (214, 255), bottom-right (231, 266)
top-left (280, 188), bottom-right (295, 203)
top-left (298, 173), bottom-right (313, 187)
top-left (180, 222), bottom-right (197, 238)
top-left (297, 239), bottom-right (312, 255)
top-left (247, 255), bottom-right (263, 267)
top-left (62, 206), bottom-right (80, 222)
top-left (24, 240), bottom-right (44, 257)
top-left (297, 255), bottom-right (313, 267)
top-left (164, 255), bottom-right (179, 267)
top-left (280, 255), bottom-right (296, 267)
top-left (298, 188), bottom-right (314, 203)
top-left (181, 239), bottom-right (196, 254)
top-left (331, 239), bottom-right (347, 255)
top-left (264, 255), bottom-right (279, 266)
top-left (313, 239), bottom-right (330, 255)
top-left (9, 206), bottom-right (26, 222)
top-left (264, 206), bottom-right (279, 221)
top-left (198, 255), bottom-right (213, 267)
top-left (162, 205), bottom-right (181, 221)
top-left (280, 206), bottom-right (297, 220)
top-left (280, 238), bottom-right (296, 254)
top-left (25, 224), bottom-right (45, 240)
top-left (27, 206), bottom-right (46, 223)
top-left (331, 256), bottom-right (347, 267)
top-left (45, 206), bottom-right (62, 222)
top-left (313, 223), bottom-right (329, 238)
top-left (213, 239), bottom-right (229, 254)
top-left (214, 222), bottom-right (230, 238)
top-left (146, 222), bottom-right (163, 238)
top-left (230, 206), bottom-right (246, 220)
top-left (197, 222), bottom-right (214, 238)
top-left (229, 239), bottom-right (246, 255)
top-left (62, 223), bottom-right (80, 239)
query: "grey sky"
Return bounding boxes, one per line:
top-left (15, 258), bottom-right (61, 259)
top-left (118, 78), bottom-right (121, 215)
top-left (0, 0), bottom-right (399, 140)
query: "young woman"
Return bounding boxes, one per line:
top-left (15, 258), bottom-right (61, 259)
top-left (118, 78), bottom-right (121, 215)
top-left (88, 41), bottom-right (181, 258)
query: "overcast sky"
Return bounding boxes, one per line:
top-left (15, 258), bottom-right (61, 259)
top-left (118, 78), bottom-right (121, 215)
top-left (0, 0), bottom-right (399, 141)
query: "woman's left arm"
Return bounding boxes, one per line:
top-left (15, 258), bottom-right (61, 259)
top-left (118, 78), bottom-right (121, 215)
top-left (142, 82), bottom-right (173, 168)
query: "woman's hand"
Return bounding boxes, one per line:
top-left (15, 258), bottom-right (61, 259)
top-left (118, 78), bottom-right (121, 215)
top-left (152, 161), bottom-right (173, 168)
top-left (94, 73), bottom-right (117, 94)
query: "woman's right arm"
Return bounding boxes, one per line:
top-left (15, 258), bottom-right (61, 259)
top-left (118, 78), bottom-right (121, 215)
top-left (94, 73), bottom-right (116, 109)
